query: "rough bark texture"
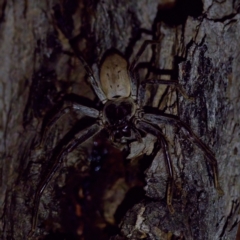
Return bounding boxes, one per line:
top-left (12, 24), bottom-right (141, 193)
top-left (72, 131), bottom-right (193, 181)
top-left (0, 0), bottom-right (239, 239)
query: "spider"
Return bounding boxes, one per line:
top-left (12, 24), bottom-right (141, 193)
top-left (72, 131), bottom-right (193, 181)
top-left (29, 40), bottom-right (223, 236)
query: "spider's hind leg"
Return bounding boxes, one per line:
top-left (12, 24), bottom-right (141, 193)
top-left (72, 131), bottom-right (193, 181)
top-left (129, 40), bottom-right (161, 103)
top-left (69, 39), bottom-right (107, 103)
top-left (129, 40), bottom-right (160, 72)
top-left (141, 78), bottom-right (194, 101)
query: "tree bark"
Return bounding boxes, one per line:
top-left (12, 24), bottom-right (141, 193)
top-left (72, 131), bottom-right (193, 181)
top-left (0, 0), bottom-right (239, 239)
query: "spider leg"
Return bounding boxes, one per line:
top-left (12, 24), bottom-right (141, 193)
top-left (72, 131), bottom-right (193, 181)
top-left (143, 112), bottom-right (224, 195)
top-left (135, 120), bottom-right (174, 213)
top-left (37, 101), bottom-right (100, 148)
top-left (29, 123), bottom-right (102, 237)
top-left (129, 40), bottom-right (160, 101)
top-left (129, 40), bottom-right (160, 72)
top-left (69, 40), bottom-right (107, 103)
top-left (141, 78), bottom-right (194, 101)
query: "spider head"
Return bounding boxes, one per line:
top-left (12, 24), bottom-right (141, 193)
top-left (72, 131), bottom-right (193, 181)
top-left (103, 98), bottom-right (136, 143)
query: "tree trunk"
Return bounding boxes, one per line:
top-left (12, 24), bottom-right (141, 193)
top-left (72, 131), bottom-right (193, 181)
top-left (0, 0), bottom-right (239, 239)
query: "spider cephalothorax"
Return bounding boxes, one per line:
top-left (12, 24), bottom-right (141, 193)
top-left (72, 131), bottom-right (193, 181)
top-left (29, 42), bottom-right (223, 236)
top-left (102, 97), bottom-right (137, 143)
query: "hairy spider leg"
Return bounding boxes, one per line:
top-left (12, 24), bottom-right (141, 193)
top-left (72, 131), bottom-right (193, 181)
top-left (129, 40), bottom-right (160, 72)
top-left (130, 37), bottom-right (193, 106)
top-left (143, 112), bottom-right (224, 196)
top-left (141, 79), bottom-right (194, 101)
top-left (37, 102), bottom-right (99, 148)
top-left (129, 40), bottom-right (160, 102)
top-left (29, 123), bottom-right (102, 237)
top-left (70, 45), bottom-right (107, 103)
top-left (135, 120), bottom-right (174, 213)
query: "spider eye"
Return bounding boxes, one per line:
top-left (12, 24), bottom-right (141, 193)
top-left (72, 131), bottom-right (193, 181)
top-left (122, 125), bottom-right (131, 137)
top-left (114, 130), bottom-right (122, 140)
top-left (122, 125), bottom-right (129, 133)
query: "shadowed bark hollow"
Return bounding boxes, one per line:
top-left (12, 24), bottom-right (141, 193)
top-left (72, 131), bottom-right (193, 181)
top-left (0, 0), bottom-right (239, 239)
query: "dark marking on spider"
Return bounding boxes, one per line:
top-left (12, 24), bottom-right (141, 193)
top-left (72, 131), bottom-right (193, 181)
top-left (28, 40), bottom-right (223, 237)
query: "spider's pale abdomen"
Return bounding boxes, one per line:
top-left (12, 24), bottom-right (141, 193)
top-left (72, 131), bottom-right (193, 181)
top-left (100, 53), bottom-right (131, 100)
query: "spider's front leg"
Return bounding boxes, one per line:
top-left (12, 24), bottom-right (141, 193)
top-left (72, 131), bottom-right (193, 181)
top-left (143, 111), bottom-right (224, 195)
top-left (135, 120), bottom-right (175, 213)
top-left (29, 123), bottom-right (102, 238)
top-left (37, 100), bottom-right (99, 148)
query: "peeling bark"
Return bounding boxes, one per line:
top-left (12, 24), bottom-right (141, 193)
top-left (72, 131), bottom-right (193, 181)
top-left (0, 0), bottom-right (239, 239)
